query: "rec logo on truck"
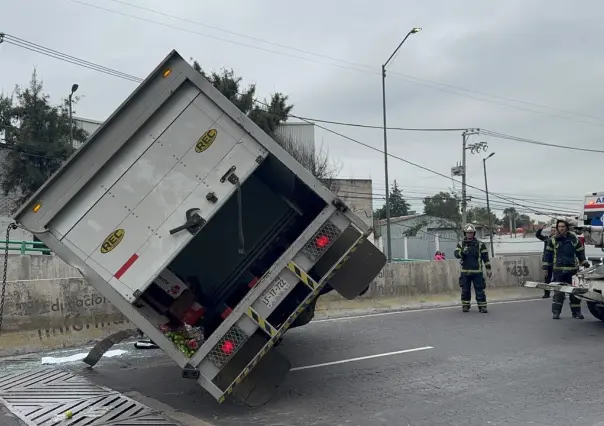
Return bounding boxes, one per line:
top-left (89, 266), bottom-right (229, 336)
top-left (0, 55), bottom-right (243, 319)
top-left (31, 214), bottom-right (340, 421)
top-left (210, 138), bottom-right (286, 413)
top-left (195, 128), bottom-right (217, 153)
top-left (100, 229), bottom-right (125, 254)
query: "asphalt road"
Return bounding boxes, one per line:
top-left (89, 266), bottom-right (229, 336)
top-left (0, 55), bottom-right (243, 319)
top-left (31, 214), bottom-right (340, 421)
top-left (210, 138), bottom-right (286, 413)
top-left (6, 297), bottom-right (604, 425)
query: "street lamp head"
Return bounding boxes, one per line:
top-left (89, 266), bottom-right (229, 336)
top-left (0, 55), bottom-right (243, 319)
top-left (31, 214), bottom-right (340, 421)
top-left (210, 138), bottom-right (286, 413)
top-left (71, 84), bottom-right (79, 94)
top-left (410, 27), bottom-right (422, 34)
top-left (487, 152), bottom-right (496, 159)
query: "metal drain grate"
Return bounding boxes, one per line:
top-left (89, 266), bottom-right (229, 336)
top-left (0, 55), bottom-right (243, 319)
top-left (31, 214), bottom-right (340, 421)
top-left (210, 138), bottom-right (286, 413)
top-left (0, 368), bottom-right (180, 425)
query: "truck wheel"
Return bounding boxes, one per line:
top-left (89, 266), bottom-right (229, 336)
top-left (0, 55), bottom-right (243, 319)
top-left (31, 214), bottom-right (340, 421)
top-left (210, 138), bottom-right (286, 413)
top-left (586, 301), bottom-right (604, 321)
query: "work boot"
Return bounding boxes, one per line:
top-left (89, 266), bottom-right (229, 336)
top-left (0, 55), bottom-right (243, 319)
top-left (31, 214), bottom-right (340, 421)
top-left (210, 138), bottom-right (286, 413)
top-left (479, 307), bottom-right (488, 314)
top-left (572, 312), bottom-right (585, 320)
top-left (542, 291), bottom-right (551, 299)
top-left (553, 312), bottom-right (561, 320)
top-left (462, 305), bottom-right (470, 313)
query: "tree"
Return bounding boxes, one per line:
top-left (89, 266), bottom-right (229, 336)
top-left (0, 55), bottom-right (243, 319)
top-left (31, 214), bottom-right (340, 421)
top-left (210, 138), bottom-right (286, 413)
top-left (502, 207), bottom-right (519, 229)
top-left (516, 214), bottom-right (533, 229)
top-left (191, 60), bottom-right (339, 186)
top-left (0, 70), bottom-right (88, 209)
top-left (374, 180), bottom-right (411, 219)
top-left (467, 207), bottom-right (500, 228)
top-left (423, 191), bottom-right (461, 223)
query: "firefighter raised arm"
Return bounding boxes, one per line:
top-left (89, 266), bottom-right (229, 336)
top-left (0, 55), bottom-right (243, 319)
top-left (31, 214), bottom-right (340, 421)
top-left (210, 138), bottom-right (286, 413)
top-left (544, 218), bottom-right (590, 320)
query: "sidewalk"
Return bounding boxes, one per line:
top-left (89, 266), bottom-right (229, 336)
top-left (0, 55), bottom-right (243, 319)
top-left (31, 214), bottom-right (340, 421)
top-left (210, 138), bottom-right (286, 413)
top-left (315, 286), bottom-right (541, 319)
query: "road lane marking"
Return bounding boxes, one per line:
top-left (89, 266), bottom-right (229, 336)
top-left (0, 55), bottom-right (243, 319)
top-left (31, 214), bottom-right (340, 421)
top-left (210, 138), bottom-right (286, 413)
top-left (313, 297), bottom-right (544, 324)
top-left (290, 346), bottom-right (433, 371)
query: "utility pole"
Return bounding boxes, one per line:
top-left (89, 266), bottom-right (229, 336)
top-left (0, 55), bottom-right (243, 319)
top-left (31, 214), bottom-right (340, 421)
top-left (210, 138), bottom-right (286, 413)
top-left (68, 84), bottom-right (79, 147)
top-left (483, 152), bottom-right (496, 257)
top-left (381, 27), bottom-right (422, 262)
top-left (460, 129), bottom-right (481, 226)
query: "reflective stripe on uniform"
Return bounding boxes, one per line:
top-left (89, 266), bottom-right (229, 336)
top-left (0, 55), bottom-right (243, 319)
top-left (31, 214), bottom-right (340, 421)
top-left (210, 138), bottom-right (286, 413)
top-left (553, 266), bottom-right (577, 271)
top-left (461, 269), bottom-right (482, 273)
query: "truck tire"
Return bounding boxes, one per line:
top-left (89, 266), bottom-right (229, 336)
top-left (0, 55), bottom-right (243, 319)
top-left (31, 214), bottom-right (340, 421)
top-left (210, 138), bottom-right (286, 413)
top-left (586, 301), bottom-right (604, 321)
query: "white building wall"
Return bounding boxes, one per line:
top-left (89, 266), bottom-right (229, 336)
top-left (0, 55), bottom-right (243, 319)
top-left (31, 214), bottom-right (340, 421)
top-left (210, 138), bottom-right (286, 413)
top-left (72, 116), bottom-right (103, 149)
top-left (274, 122), bottom-right (315, 151)
top-left (332, 179), bottom-right (373, 228)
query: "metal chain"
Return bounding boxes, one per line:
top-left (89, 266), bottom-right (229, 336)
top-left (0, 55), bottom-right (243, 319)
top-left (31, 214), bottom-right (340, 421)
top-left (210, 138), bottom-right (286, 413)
top-left (0, 223), bottom-right (17, 333)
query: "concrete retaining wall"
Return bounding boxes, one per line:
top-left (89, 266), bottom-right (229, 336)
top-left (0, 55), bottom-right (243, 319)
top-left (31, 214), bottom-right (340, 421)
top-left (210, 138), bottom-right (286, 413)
top-left (0, 254), bottom-right (80, 282)
top-left (0, 278), bottom-right (131, 356)
top-left (0, 254), bottom-right (542, 356)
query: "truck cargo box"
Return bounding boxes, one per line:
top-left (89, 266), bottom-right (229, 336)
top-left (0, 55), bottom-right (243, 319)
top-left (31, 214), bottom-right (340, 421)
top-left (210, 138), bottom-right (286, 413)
top-left (11, 50), bottom-right (386, 404)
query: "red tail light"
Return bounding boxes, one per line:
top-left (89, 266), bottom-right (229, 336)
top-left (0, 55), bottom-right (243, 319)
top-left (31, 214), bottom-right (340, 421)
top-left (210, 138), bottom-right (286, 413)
top-left (315, 235), bottom-right (330, 249)
top-left (221, 340), bottom-right (235, 355)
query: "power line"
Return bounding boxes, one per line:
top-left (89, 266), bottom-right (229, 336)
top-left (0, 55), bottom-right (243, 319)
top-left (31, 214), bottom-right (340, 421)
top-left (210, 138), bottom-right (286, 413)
top-left (292, 117), bottom-right (570, 220)
top-left (1, 35), bottom-right (142, 83)
top-left (479, 129), bottom-right (604, 154)
top-left (293, 117), bottom-right (467, 132)
top-left (4, 34), bottom-right (601, 153)
top-left (302, 117), bottom-right (604, 154)
top-left (66, 1), bottom-right (371, 74)
top-left (0, 35), bottom-right (580, 220)
top-left (59, 1), bottom-right (604, 128)
top-left (336, 189), bottom-right (577, 215)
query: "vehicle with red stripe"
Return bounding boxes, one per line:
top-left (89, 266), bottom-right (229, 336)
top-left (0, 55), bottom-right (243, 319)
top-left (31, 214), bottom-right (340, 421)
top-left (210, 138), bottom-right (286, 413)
top-left (581, 191), bottom-right (604, 227)
top-left (11, 51), bottom-right (386, 406)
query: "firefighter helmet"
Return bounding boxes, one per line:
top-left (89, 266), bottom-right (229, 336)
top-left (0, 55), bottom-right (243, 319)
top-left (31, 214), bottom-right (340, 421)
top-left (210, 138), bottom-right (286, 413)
top-left (463, 224), bottom-right (476, 233)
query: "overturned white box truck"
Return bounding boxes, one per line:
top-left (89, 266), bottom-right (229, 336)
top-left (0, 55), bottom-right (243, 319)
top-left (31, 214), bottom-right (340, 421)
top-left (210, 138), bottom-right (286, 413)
top-left (8, 51), bottom-right (386, 405)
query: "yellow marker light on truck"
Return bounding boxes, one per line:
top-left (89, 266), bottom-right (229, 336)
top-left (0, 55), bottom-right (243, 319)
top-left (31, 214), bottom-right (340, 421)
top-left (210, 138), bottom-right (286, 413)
top-left (32, 202), bottom-right (42, 213)
top-left (162, 68), bottom-right (172, 78)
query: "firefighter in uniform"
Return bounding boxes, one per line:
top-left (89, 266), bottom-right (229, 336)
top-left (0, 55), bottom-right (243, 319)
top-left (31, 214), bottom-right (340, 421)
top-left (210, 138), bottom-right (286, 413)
top-left (543, 218), bottom-right (590, 320)
top-left (454, 224), bottom-right (492, 313)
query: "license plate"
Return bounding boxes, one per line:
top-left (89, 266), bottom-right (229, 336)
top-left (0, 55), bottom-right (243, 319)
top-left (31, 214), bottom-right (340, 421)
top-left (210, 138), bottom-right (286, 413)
top-left (260, 277), bottom-right (291, 309)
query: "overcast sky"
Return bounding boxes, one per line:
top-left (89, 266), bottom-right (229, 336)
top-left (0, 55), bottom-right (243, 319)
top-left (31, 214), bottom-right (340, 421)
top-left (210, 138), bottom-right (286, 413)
top-left (1, 0), bottom-right (602, 220)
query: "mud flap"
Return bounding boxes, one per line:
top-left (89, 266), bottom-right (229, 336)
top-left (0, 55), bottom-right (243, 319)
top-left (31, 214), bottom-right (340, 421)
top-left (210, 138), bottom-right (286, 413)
top-left (233, 347), bottom-right (291, 407)
top-left (329, 238), bottom-right (386, 300)
top-left (214, 334), bottom-right (291, 407)
top-left (83, 329), bottom-right (139, 367)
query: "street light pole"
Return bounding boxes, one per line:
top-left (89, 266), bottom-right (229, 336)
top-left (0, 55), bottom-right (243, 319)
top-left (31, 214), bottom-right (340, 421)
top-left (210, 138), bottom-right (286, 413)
top-left (69, 83), bottom-right (79, 147)
top-left (382, 27), bottom-right (421, 262)
top-left (483, 152), bottom-right (496, 257)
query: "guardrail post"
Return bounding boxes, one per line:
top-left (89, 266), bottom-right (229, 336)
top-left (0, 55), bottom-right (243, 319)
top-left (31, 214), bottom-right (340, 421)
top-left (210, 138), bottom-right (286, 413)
top-left (20, 241), bottom-right (26, 255)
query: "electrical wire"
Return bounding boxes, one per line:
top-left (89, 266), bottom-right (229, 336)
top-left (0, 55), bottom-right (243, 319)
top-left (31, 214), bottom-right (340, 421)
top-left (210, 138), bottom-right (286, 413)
top-left (0, 34), bottom-right (588, 220)
top-left (335, 189), bottom-right (578, 215)
top-left (293, 118), bottom-right (604, 154)
top-left (63, 0), bottom-right (604, 127)
top-left (4, 33), bottom-right (600, 152)
top-left (479, 129), bottom-right (604, 154)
